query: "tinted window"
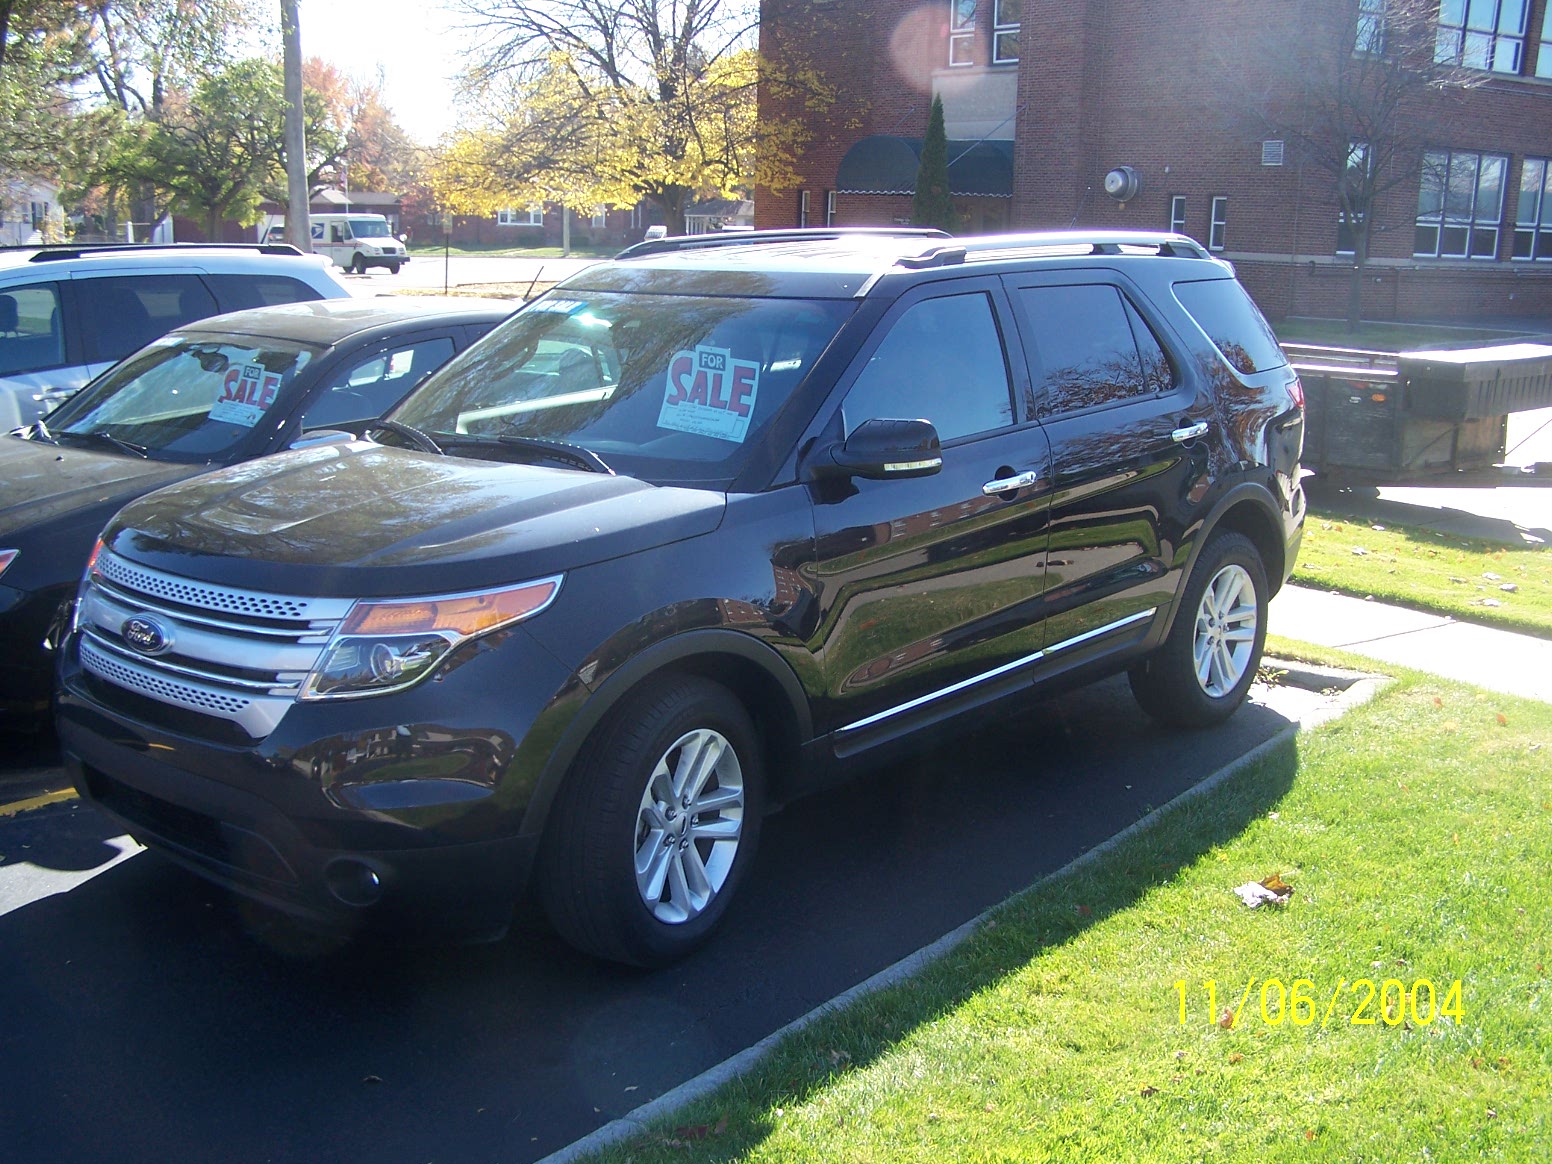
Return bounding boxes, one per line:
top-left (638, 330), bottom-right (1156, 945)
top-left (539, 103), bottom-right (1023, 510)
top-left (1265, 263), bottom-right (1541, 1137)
top-left (842, 292), bottom-right (1014, 441)
top-left (392, 291), bottom-right (855, 483)
top-left (302, 337), bottom-right (456, 429)
top-left (1172, 277), bottom-right (1287, 375)
top-left (1015, 284), bottom-right (1173, 415)
top-left (75, 275), bottom-right (219, 364)
top-left (205, 274), bottom-right (324, 313)
top-left (48, 335), bottom-right (319, 461)
top-left (0, 283), bottom-right (64, 375)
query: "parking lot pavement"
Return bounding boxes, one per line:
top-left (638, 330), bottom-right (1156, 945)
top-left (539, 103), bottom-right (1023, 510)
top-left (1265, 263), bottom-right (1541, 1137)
top-left (0, 673), bottom-right (1329, 1164)
top-left (345, 254), bottom-right (602, 298)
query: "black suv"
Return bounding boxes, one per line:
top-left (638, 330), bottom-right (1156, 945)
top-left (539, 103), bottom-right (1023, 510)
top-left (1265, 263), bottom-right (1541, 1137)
top-left (56, 230), bottom-right (1305, 965)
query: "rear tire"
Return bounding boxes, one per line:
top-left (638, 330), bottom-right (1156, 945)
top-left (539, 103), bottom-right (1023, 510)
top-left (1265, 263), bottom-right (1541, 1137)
top-left (1130, 531), bottom-right (1267, 728)
top-left (538, 676), bottom-right (764, 967)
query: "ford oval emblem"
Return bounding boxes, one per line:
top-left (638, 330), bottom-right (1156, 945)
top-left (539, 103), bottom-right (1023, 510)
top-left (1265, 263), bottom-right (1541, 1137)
top-left (122, 616), bottom-right (172, 656)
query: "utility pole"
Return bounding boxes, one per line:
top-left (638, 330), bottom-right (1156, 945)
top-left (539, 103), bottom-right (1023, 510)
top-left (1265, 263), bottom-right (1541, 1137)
top-left (281, 0), bottom-right (311, 252)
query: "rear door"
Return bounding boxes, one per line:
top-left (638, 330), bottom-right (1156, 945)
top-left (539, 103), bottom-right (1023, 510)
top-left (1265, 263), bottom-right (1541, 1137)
top-left (1001, 271), bottom-right (1213, 672)
top-left (805, 278), bottom-right (1053, 747)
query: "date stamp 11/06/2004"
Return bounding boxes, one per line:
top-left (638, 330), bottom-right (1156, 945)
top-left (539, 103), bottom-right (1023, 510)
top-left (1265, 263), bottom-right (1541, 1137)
top-left (1174, 978), bottom-right (1465, 1029)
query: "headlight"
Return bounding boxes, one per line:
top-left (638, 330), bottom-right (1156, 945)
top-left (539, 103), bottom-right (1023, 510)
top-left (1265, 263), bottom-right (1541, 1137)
top-left (300, 576), bottom-right (562, 700)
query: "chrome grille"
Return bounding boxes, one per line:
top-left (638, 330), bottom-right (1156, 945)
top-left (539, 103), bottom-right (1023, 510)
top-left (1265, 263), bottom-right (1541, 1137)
top-left (77, 550), bottom-right (355, 739)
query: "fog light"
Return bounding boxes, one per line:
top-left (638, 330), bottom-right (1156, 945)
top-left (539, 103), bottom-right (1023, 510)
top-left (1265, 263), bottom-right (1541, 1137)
top-left (324, 858), bottom-right (384, 907)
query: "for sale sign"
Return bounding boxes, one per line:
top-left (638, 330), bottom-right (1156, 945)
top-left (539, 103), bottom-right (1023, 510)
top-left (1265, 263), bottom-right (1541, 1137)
top-left (209, 362), bottom-right (281, 428)
top-left (658, 344), bottom-right (760, 444)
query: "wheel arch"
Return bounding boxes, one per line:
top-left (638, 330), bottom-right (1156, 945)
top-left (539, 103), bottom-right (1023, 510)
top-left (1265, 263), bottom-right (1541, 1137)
top-left (1156, 484), bottom-right (1286, 643)
top-left (518, 629), bottom-right (812, 846)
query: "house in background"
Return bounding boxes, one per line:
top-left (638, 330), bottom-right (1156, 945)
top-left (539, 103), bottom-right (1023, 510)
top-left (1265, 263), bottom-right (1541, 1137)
top-left (758, 0), bottom-right (1552, 322)
top-left (1, 176), bottom-right (64, 245)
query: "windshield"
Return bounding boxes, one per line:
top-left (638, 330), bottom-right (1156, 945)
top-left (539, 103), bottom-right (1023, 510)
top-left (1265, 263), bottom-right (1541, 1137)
top-left (45, 335), bottom-right (320, 462)
top-left (390, 290), bottom-right (855, 482)
top-left (347, 218), bottom-right (392, 238)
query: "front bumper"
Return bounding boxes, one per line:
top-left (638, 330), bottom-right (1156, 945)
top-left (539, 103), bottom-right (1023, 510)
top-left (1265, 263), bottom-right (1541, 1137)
top-left (55, 631), bottom-right (576, 940)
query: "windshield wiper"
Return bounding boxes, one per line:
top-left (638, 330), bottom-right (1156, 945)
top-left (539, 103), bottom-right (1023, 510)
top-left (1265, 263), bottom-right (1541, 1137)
top-left (55, 430), bottom-right (149, 458)
top-left (436, 433), bottom-right (614, 475)
top-left (370, 419), bottom-right (444, 455)
top-left (494, 435), bottom-right (613, 474)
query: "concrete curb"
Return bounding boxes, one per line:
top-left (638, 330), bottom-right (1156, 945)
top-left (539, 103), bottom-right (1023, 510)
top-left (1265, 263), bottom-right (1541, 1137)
top-left (532, 665), bottom-right (1391, 1164)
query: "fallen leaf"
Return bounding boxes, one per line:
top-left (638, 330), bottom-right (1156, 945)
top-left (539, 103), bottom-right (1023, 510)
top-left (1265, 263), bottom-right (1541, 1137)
top-left (1140, 1086), bottom-right (1159, 1097)
top-left (1351, 547), bottom-right (1369, 556)
top-left (1228, 1052), bottom-right (1244, 1064)
top-left (1305, 1129), bottom-right (1318, 1141)
top-left (1218, 1008), bottom-right (1237, 1029)
top-left (1074, 904), bottom-right (1092, 917)
top-left (1497, 713), bottom-right (1508, 726)
top-left (1433, 697), bottom-right (1444, 707)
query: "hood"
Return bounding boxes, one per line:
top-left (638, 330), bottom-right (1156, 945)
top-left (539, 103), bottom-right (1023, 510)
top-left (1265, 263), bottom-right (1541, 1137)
top-left (106, 442), bottom-right (727, 597)
top-left (0, 436), bottom-right (197, 535)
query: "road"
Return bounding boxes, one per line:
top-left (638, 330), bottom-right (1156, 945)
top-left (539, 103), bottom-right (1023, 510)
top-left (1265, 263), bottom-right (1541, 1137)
top-left (343, 253), bottom-right (603, 298)
top-left (0, 674), bottom-right (1328, 1164)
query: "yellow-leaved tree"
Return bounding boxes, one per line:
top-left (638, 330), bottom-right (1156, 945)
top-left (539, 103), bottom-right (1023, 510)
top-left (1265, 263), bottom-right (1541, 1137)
top-left (434, 0), bottom-right (824, 232)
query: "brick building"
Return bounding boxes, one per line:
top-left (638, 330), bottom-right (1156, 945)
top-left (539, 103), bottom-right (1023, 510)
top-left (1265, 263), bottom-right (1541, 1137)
top-left (758, 1), bottom-right (1552, 322)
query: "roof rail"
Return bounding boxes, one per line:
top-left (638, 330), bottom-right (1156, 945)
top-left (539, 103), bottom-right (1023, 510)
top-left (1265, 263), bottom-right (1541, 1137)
top-left (895, 230), bottom-right (1216, 269)
top-left (22, 242), bottom-right (305, 263)
top-left (613, 227), bottom-right (952, 260)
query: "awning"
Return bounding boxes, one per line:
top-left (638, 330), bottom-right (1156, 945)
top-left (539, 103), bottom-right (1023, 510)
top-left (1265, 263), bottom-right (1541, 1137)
top-left (834, 135), bottom-right (1013, 198)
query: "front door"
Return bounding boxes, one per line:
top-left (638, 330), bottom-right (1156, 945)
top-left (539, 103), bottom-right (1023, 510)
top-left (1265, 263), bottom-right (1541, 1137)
top-left (805, 279), bottom-right (1053, 748)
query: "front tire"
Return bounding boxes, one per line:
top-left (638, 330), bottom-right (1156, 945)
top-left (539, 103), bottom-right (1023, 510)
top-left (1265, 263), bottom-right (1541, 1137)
top-left (350, 253), bottom-right (366, 274)
top-left (538, 676), bottom-right (764, 966)
top-left (1130, 531), bottom-right (1268, 728)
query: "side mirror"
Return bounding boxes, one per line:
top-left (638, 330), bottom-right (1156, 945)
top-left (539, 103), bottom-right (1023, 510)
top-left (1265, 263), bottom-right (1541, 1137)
top-left (809, 418), bottom-right (943, 481)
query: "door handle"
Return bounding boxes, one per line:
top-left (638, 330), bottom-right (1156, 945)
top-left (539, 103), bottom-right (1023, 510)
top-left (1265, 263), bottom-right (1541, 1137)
top-left (981, 470), bottom-right (1045, 496)
top-left (1171, 421), bottom-right (1209, 443)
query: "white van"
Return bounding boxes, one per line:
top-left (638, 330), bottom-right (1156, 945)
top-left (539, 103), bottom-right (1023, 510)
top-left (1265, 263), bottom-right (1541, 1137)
top-left (260, 214), bottom-right (410, 274)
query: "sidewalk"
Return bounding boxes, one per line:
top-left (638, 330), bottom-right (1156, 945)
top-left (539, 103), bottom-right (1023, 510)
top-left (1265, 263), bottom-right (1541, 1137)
top-left (1270, 584), bottom-right (1552, 702)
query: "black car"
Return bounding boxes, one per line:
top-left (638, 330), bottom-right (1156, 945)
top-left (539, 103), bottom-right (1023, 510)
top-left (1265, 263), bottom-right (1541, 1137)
top-left (56, 230), bottom-right (1305, 965)
top-left (0, 296), bottom-right (513, 728)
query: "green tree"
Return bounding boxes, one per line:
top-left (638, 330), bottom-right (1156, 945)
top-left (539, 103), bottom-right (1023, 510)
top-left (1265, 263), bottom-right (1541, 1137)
top-left (120, 58), bottom-right (288, 240)
top-left (912, 94), bottom-right (957, 233)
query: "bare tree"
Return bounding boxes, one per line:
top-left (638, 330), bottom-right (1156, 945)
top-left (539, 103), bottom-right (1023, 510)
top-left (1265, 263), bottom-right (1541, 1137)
top-left (1238, 0), bottom-right (1482, 330)
top-left (449, 0), bottom-right (806, 233)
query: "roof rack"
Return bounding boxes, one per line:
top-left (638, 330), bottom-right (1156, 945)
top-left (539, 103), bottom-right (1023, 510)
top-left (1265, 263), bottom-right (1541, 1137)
top-left (613, 227), bottom-right (952, 261)
top-left (21, 242), bottom-right (305, 263)
top-left (896, 230), bottom-right (1216, 269)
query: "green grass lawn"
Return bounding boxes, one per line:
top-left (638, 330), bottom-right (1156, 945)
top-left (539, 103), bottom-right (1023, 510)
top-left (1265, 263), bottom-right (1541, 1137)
top-left (584, 655), bottom-right (1550, 1163)
top-left (1294, 511), bottom-right (1552, 638)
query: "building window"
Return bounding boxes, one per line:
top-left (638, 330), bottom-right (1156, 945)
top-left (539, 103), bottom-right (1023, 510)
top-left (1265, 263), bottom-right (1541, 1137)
top-left (1514, 158), bottom-right (1552, 259)
top-left (798, 189), bottom-right (810, 227)
top-left (1169, 195), bottom-right (1187, 235)
top-left (1354, 0), bottom-right (1386, 55)
top-left (993, 0), bottom-right (1020, 63)
top-left (1538, 8), bottom-right (1552, 77)
top-left (1415, 149), bottom-right (1507, 259)
top-left (1435, 0), bottom-right (1527, 74)
top-left (949, 0), bottom-right (976, 66)
top-left (1208, 196), bottom-right (1228, 251)
top-left (591, 206), bottom-right (608, 229)
top-left (825, 190), bottom-right (837, 226)
top-left (496, 206), bottom-right (543, 226)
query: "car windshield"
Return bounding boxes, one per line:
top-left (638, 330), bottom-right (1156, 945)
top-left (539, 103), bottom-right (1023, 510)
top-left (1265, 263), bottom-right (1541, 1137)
top-left (390, 290), bottom-right (855, 482)
top-left (45, 335), bottom-right (320, 462)
top-left (348, 219), bottom-right (392, 238)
